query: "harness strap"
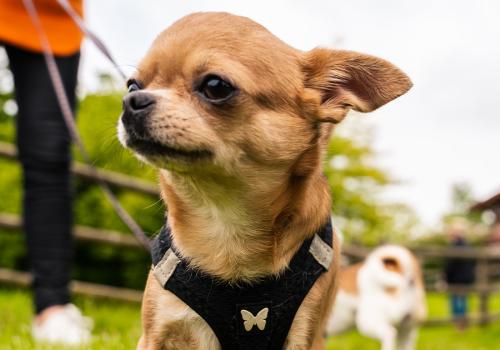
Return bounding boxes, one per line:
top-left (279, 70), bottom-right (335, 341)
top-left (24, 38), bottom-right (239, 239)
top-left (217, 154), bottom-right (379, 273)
top-left (309, 233), bottom-right (334, 269)
top-left (153, 232), bottom-right (334, 287)
top-left (150, 220), bottom-right (334, 349)
top-left (153, 248), bottom-right (180, 287)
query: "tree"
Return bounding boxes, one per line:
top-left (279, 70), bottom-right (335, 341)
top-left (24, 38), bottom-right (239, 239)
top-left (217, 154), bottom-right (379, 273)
top-left (324, 124), bottom-right (418, 245)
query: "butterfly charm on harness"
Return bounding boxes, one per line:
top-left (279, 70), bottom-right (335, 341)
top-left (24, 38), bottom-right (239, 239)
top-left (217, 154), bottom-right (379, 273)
top-left (240, 307), bottom-right (269, 331)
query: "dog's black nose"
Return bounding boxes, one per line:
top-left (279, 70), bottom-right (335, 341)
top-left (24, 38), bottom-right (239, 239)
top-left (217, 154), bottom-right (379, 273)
top-left (122, 92), bottom-right (156, 139)
top-left (123, 92), bottom-right (156, 114)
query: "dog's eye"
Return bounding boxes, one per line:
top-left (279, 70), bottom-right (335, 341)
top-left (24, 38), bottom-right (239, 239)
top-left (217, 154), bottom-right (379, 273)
top-left (198, 75), bottom-right (236, 103)
top-left (127, 79), bottom-right (141, 93)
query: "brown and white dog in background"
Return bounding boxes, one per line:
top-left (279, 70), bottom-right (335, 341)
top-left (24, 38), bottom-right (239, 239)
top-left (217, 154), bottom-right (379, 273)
top-left (118, 12), bottom-right (412, 349)
top-left (326, 245), bottom-right (427, 350)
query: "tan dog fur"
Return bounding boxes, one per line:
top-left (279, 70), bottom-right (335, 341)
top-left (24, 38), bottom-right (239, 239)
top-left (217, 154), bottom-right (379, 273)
top-left (118, 12), bottom-right (412, 350)
top-left (338, 263), bottom-right (363, 296)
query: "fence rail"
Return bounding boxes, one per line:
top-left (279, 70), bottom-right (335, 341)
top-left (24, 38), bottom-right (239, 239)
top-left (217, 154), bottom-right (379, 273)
top-left (0, 268), bottom-right (142, 303)
top-left (343, 243), bottom-right (500, 260)
top-left (0, 141), bottom-right (158, 196)
top-left (0, 213), bottom-right (143, 248)
top-left (1, 141), bottom-right (499, 327)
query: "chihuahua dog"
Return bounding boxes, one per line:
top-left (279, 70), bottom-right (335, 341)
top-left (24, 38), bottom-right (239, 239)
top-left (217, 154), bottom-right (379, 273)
top-left (118, 12), bottom-right (412, 350)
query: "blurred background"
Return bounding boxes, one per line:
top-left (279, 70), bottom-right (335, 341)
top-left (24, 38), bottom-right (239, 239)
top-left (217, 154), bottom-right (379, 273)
top-left (0, 0), bottom-right (499, 349)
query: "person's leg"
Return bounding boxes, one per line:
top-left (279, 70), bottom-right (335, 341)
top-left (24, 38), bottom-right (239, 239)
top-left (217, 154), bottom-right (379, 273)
top-left (450, 294), bottom-right (456, 317)
top-left (460, 295), bottom-right (467, 317)
top-left (397, 325), bottom-right (418, 350)
top-left (454, 294), bottom-right (467, 316)
top-left (451, 293), bottom-right (468, 330)
top-left (458, 294), bottom-right (469, 328)
top-left (4, 44), bottom-right (79, 315)
top-left (356, 308), bottom-right (397, 350)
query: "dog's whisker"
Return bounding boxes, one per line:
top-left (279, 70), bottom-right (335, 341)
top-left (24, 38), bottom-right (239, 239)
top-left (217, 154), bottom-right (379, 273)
top-left (143, 198), bottom-right (164, 210)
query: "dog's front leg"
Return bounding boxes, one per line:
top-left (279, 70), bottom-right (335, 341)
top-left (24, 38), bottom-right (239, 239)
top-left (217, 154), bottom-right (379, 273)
top-left (139, 271), bottom-right (220, 350)
top-left (310, 333), bottom-right (326, 350)
top-left (374, 325), bottom-right (397, 350)
top-left (357, 316), bottom-right (397, 350)
top-left (136, 335), bottom-right (147, 350)
top-left (397, 326), bottom-right (418, 350)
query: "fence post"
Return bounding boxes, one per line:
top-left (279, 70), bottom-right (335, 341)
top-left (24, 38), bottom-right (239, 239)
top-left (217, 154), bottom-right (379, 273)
top-left (476, 258), bottom-right (490, 326)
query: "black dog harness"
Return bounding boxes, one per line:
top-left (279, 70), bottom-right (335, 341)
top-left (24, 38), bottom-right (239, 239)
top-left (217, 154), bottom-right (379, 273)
top-left (150, 220), bottom-right (334, 349)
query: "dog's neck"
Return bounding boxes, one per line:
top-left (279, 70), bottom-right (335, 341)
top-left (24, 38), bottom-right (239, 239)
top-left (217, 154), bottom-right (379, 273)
top-left (159, 167), bottom-right (331, 283)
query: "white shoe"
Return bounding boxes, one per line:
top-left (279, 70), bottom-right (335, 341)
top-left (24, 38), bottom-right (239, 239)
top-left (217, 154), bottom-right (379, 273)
top-left (32, 304), bottom-right (93, 346)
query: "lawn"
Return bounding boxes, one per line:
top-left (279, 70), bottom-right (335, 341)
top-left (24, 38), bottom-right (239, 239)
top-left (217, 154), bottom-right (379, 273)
top-left (0, 288), bottom-right (141, 350)
top-left (0, 287), bottom-right (499, 349)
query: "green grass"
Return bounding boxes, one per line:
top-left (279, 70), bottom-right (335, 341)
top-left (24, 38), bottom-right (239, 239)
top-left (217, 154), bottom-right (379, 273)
top-left (426, 292), bottom-right (500, 319)
top-left (0, 288), bottom-right (141, 349)
top-left (0, 287), bottom-right (499, 349)
top-left (328, 323), bottom-right (500, 350)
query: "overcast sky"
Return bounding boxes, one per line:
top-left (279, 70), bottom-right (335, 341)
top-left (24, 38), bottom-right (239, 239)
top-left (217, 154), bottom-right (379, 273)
top-left (80, 0), bottom-right (500, 226)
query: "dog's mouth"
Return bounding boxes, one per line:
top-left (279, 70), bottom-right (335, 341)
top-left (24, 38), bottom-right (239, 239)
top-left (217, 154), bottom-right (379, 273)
top-left (127, 138), bottom-right (212, 161)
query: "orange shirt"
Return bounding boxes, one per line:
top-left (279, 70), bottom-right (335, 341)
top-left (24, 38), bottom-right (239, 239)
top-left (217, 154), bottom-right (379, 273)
top-left (0, 0), bottom-right (83, 56)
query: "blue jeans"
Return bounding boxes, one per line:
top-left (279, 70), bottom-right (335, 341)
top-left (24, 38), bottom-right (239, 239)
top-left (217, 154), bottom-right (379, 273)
top-left (450, 294), bottom-right (467, 317)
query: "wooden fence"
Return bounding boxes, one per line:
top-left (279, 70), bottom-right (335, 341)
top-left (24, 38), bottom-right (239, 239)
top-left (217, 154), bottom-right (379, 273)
top-left (1, 141), bottom-right (500, 327)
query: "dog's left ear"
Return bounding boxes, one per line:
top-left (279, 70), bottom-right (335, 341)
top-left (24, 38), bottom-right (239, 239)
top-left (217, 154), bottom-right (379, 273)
top-left (301, 48), bottom-right (412, 123)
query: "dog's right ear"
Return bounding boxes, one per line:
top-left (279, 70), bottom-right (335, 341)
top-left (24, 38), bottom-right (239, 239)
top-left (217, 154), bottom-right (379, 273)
top-left (301, 48), bottom-right (412, 124)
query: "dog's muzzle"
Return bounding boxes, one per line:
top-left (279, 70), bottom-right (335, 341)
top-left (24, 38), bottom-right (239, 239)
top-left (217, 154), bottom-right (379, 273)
top-left (121, 91), bottom-right (156, 139)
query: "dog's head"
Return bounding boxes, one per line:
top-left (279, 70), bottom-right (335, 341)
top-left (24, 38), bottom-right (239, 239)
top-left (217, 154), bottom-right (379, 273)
top-left (363, 245), bottom-right (420, 292)
top-left (118, 12), bottom-right (411, 180)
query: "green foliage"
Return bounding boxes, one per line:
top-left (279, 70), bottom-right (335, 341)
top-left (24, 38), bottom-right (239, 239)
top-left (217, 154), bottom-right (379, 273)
top-left (0, 92), bottom-right (15, 142)
top-left (325, 128), bottom-right (418, 245)
top-left (0, 92), bottom-right (25, 271)
top-left (0, 91), bottom-right (162, 289)
top-left (72, 94), bottom-right (164, 288)
top-left (417, 183), bottom-right (490, 245)
top-left (442, 182), bottom-right (483, 224)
